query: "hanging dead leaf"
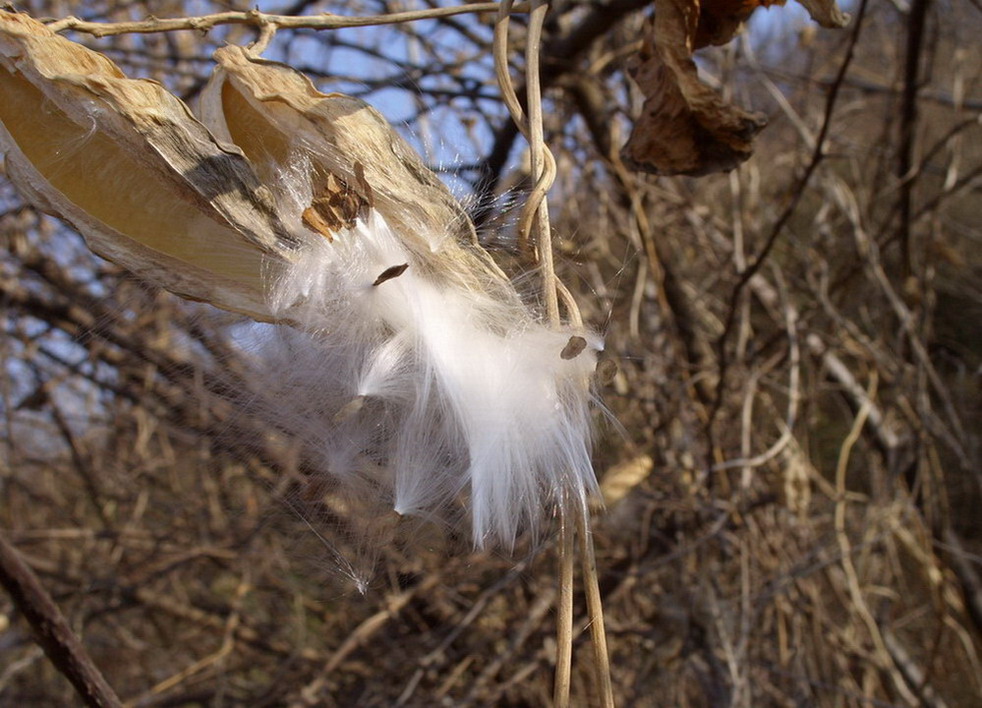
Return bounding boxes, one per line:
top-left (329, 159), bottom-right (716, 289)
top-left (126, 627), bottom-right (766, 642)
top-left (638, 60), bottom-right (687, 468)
top-left (621, 0), bottom-right (848, 177)
top-left (694, 0), bottom-right (788, 49)
top-left (0, 10), bottom-right (298, 320)
top-left (621, 2), bottom-right (767, 176)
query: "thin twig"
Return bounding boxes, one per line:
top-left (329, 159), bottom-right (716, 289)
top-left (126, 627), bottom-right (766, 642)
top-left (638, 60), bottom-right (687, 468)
top-left (130, 575), bottom-right (251, 706)
top-left (494, 3), bottom-right (609, 704)
top-left (575, 496), bottom-right (615, 708)
top-left (296, 576), bottom-right (440, 705)
top-left (48, 3), bottom-right (531, 36)
top-left (712, 271), bottom-right (800, 475)
top-left (707, 0), bottom-right (870, 434)
top-left (525, 0), bottom-right (560, 324)
top-left (0, 530), bottom-right (122, 708)
top-left (833, 372), bottom-right (919, 705)
top-left (896, 0), bottom-right (932, 279)
top-left (553, 505), bottom-right (574, 708)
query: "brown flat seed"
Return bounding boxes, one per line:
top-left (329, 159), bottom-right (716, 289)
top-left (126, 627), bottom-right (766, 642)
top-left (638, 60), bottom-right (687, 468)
top-left (301, 202), bottom-right (338, 241)
top-left (560, 335), bottom-right (588, 360)
top-left (372, 263), bottom-right (409, 287)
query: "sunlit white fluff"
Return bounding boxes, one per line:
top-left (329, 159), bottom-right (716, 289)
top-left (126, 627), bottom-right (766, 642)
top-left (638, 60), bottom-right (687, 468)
top-left (254, 207), bottom-right (601, 549)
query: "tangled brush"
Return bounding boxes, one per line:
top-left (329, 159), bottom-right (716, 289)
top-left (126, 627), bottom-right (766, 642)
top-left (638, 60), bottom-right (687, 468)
top-left (0, 12), bottom-right (602, 552)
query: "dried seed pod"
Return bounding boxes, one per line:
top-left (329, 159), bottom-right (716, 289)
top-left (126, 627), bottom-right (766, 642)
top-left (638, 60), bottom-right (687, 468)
top-left (0, 10), bottom-right (298, 320)
top-left (201, 46), bottom-right (471, 242)
top-left (198, 46), bottom-right (603, 549)
top-left (199, 45), bottom-right (510, 295)
top-left (0, 11), bottom-right (604, 552)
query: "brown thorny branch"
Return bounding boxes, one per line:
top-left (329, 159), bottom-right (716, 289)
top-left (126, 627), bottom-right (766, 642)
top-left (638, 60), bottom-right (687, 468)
top-left (0, 2), bottom-right (613, 707)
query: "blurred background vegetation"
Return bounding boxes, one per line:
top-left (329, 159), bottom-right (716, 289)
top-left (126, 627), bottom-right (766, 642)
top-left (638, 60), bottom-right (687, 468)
top-left (1, 0), bottom-right (980, 705)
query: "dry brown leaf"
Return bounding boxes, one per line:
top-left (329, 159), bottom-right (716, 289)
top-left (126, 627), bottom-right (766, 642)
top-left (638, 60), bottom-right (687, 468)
top-left (621, 0), bottom-right (848, 177)
top-left (0, 10), bottom-right (300, 320)
top-left (621, 4), bottom-right (768, 176)
top-left (694, 0), bottom-right (786, 48)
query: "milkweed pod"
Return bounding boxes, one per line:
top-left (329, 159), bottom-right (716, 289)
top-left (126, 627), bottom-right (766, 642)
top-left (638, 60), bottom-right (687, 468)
top-left (0, 10), bottom-right (299, 320)
top-left (198, 47), bottom-right (602, 549)
top-left (199, 45), bottom-right (508, 295)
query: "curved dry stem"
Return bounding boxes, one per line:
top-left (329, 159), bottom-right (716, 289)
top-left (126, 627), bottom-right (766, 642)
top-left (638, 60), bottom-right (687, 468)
top-left (553, 506), bottom-right (574, 708)
top-left (493, 2), bottom-right (603, 704)
top-left (248, 19), bottom-right (276, 55)
top-left (575, 498), bottom-right (614, 708)
top-left (524, 0), bottom-right (560, 324)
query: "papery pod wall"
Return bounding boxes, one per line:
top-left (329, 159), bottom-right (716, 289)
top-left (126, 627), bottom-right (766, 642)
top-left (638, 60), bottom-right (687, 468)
top-left (199, 45), bottom-right (516, 298)
top-left (0, 10), bottom-right (298, 320)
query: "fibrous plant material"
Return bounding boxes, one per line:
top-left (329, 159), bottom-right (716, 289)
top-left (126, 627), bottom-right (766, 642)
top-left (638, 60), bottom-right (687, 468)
top-left (3, 0), bottom-right (980, 704)
top-left (0, 10), bottom-right (601, 556)
top-left (199, 43), bottom-right (602, 552)
top-left (621, 0), bottom-right (849, 176)
top-left (199, 45), bottom-right (509, 295)
top-left (0, 11), bottom-right (298, 320)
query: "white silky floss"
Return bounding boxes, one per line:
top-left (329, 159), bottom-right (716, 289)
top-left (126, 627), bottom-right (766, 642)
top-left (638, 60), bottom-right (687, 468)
top-left (0, 14), bottom-right (602, 555)
top-left (259, 208), bottom-right (602, 550)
